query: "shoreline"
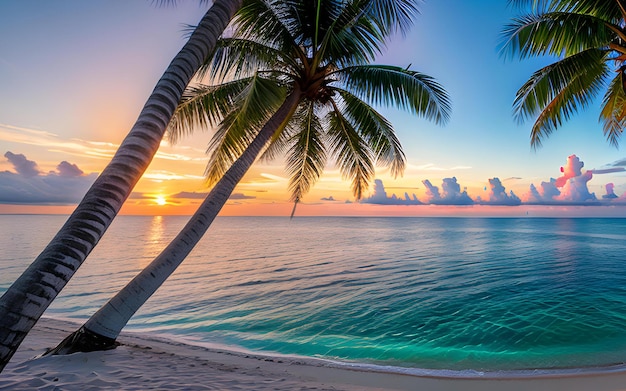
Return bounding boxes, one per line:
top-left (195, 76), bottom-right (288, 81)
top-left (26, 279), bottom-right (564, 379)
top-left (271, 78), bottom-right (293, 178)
top-left (2, 318), bottom-right (626, 390)
top-left (135, 329), bottom-right (626, 381)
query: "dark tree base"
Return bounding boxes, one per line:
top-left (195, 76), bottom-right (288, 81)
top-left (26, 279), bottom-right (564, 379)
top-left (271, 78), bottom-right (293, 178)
top-left (45, 326), bottom-right (119, 355)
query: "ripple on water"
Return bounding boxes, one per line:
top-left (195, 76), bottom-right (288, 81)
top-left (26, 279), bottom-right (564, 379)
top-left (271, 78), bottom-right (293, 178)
top-left (2, 216), bottom-right (626, 371)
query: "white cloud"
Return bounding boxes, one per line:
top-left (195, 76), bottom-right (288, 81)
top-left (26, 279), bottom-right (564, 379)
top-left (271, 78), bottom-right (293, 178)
top-left (422, 177), bottom-right (474, 205)
top-left (361, 179), bottom-right (422, 205)
top-left (142, 170), bottom-right (205, 182)
top-left (525, 154), bottom-right (600, 205)
top-left (481, 177), bottom-right (521, 206)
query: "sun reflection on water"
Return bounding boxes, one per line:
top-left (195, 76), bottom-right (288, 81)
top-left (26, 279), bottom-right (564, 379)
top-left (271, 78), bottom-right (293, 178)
top-left (141, 215), bottom-right (166, 265)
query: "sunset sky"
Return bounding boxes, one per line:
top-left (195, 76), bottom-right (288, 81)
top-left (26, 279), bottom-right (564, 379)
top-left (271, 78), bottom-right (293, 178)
top-left (1, 0), bottom-right (626, 217)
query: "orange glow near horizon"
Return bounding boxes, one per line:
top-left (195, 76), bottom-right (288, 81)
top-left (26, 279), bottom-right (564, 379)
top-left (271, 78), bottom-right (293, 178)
top-left (2, 202), bottom-right (626, 218)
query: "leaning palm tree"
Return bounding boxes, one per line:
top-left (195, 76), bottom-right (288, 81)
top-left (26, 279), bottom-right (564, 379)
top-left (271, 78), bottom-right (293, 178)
top-left (0, 0), bottom-right (243, 372)
top-left (48, 0), bottom-right (451, 354)
top-left (502, 0), bottom-right (626, 147)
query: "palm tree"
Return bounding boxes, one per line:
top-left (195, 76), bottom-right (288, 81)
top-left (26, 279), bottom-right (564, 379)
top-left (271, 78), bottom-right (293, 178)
top-left (47, 0), bottom-right (451, 354)
top-left (502, 0), bottom-right (626, 147)
top-left (0, 0), bottom-right (243, 372)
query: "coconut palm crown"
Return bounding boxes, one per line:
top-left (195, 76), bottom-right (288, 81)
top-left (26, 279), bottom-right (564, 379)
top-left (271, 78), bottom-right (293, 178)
top-left (502, 0), bottom-right (626, 147)
top-left (169, 0), bottom-right (451, 205)
top-left (44, 0), bottom-right (451, 355)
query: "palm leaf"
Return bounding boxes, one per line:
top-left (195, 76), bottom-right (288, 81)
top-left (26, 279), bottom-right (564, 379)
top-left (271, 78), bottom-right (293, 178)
top-left (513, 49), bottom-right (610, 146)
top-left (326, 101), bottom-right (375, 199)
top-left (323, 0), bottom-right (383, 62)
top-left (508, 0), bottom-right (624, 21)
top-left (336, 64), bottom-right (451, 125)
top-left (233, 0), bottom-right (300, 53)
top-left (501, 12), bottom-right (617, 59)
top-left (259, 103), bottom-right (308, 162)
top-left (167, 78), bottom-right (251, 143)
top-left (365, 0), bottom-right (420, 37)
top-left (204, 74), bottom-right (287, 185)
top-left (316, 0), bottom-right (416, 66)
top-left (286, 0), bottom-right (343, 49)
top-left (335, 88), bottom-right (405, 176)
top-left (285, 100), bottom-right (327, 203)
top-left (599, 72), bottom-right (626, 146)
top-left (200, 37), bottom-right (295, 83)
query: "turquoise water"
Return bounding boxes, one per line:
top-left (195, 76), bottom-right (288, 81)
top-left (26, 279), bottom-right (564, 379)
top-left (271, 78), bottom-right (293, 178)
top-left (2, 215), bottom-right (626, 372)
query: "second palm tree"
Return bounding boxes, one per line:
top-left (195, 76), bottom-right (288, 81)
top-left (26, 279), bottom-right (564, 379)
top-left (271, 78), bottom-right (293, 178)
top-left (50, 0), bottom-right (451, 353)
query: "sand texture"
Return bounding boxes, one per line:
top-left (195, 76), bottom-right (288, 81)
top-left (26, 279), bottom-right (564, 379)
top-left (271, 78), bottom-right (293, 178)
top-left (2, 318), bottom-right (626, 390)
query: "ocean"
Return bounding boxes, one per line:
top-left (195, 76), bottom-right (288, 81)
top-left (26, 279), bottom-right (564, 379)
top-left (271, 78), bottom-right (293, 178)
top-left (2, 215), bottom-right (626, 373)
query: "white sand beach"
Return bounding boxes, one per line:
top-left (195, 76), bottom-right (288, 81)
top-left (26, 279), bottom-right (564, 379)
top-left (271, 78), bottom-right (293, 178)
top-left (2, 318), bottom-right (626, 391)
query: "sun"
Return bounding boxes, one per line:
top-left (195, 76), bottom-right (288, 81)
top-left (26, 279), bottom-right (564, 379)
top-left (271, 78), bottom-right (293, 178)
top-left (155, 195), bottom-right (167, 206)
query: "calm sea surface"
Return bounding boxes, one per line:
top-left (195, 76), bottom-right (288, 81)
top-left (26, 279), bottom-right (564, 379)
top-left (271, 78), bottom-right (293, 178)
top-left (2, 215), bottom-right (626, 372)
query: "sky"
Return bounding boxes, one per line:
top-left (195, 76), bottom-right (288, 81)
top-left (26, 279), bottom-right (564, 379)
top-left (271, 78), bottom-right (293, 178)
top-left (1, 0), bottom-right (626, 217)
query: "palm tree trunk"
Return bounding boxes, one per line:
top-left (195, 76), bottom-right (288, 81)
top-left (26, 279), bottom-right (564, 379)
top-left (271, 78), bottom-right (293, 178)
top-left (47, 88), bottom-right (303, 355)
top-left (0, 0), bottom-right (242, 372)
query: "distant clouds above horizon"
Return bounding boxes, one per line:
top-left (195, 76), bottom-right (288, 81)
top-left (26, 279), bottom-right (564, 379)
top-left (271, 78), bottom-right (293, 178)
top-left (2, 151), bottom-right (625, 208)
top-left (0, 151), bottom-right (96, 204)
top-left (359, 154), bottom-right (626, 207)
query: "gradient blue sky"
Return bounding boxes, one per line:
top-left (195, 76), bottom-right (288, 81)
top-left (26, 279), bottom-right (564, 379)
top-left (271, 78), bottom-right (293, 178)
top-left (1, 0), bottom-right (625, 216)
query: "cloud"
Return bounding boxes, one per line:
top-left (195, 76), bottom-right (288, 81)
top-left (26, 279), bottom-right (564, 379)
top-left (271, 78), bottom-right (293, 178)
top-left (526, 155), bottom-right (600, 205)
top-left (422, 177), bottom-right (474, 205)
top-left (142, 171), bottom-right (205, 182)
top-left (0, 123), bottom-right (207, 163)
top-left (603, 183), bottom-right (619, 200)
top-left (0, 151), bottom-right (96, 204)
top-left (229, 193), bottom-right (256, 200)
top-left (609, 158), bottom-right (626, 167)
top-left (523, 178), bottom-right (560, 203)
top-left (56, 161), bottom-right (84, 177)
top-left (481, 177), bottom-right (521, 205)
top-left (361, 179), bottom-right (422, 205)
top-left (555, 170), bottom-right (596, 203)
top-left (4, 151), bottom-right (40, 177)
top-left (128, 192), bottom-right (152, 200)
top-left (524, 154), bottom-right (601, 205)
top-left (590, 167), bottom-right (626, 174)
top-left (169, 191), bottom-right (255, 200)
top-left (555, 154), bottom-right (585, 187)
top-left (170, 191), bottom-right (208, 199)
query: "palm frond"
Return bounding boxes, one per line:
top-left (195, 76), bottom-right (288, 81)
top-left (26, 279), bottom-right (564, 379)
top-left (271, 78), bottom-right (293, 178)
top-left (508, 0), bottom-right (624, 20)
top-left (200, 37), bottom-right (295, 82)
top-left (285, 0), bottom-right (343, 49)
top-left (513, 49), bottom-right (610, 147)
top-left (167, 79), bottom-right (251, 144)
top-left (335, 89), bottom-right (405, 177)
top-left (563, 1), bottom-right (625, 20)
top-left (337, 64), bottom-right (451, 125)
top-left (365, 0), bottom-right (420, 37)
top-left (234, 0), bottom-right (299, 52)
top-left (322, 7), bottom-right (382, 66)
top-left (501, 12), bottom-right (616, 60)
top-left (286, 101), bottom-right (327, 203)
top-left (317, 0), bottom-right (418, 66)
top-left (259, 103), bottom-right (308, 162)
top-left (204, 74), bottom-right (288, 185)
top-left (599, 72), bottom-right (626, 147)
top-left (514, 48), bottom-right (609, 121)
top-left (326, 101), bottom-right (375, 199)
